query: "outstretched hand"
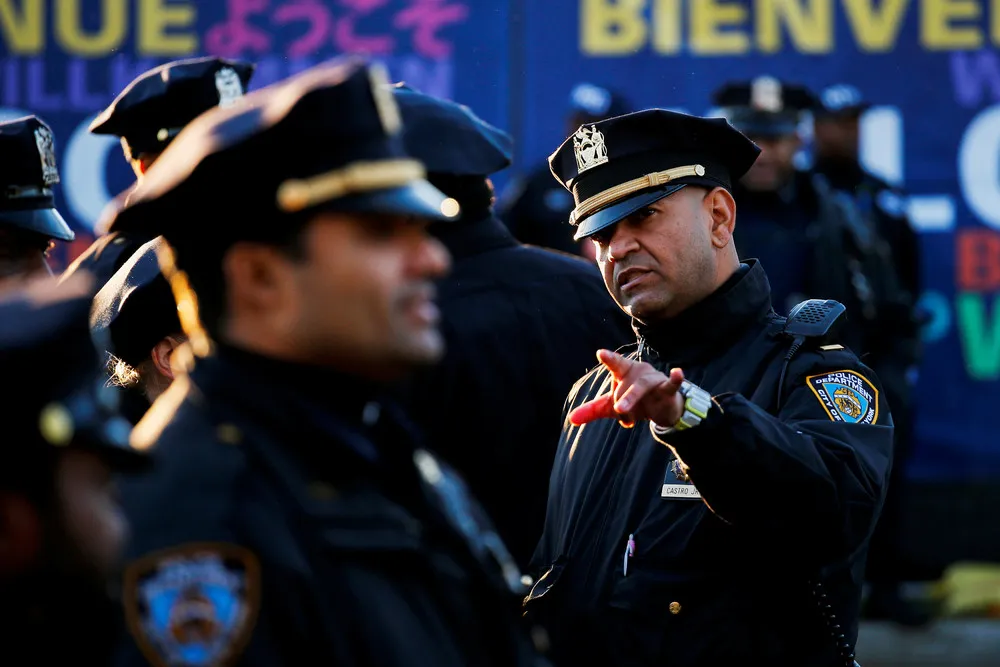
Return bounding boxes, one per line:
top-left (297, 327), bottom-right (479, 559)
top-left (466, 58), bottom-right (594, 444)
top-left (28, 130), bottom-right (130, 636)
top-left (568, 350), bottom-right (686, 429)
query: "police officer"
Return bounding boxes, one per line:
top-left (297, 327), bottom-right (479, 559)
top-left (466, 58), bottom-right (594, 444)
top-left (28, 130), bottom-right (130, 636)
top-left (813, 84), bottom-right (926, 626)
top-left (62, 56), bottom-right (255, 283)
top-left (104, 60), bottom-right (544, 666)
top-left (390, 85), bottom-right (634, 568)
top-left (525, 109), bottom-right (893, 666)
top-left (0, 116), bottom-right (75, 286)
top-left (500, 83), bottom-right (630, 257)
top-left (0, 273), bottom-right (147, 661)
top-left (90, 237), bottom-right (185, 423)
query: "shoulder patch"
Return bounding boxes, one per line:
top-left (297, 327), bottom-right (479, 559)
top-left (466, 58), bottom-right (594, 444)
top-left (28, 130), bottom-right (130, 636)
top-left (123, 542), bottom-right (260, 667)
top-left (806, 370), bottom-right (879, 424)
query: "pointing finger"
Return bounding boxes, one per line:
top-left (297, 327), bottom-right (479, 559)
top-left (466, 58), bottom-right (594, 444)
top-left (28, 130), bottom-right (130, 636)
top-left (568, 394), bottom-right (616, 426)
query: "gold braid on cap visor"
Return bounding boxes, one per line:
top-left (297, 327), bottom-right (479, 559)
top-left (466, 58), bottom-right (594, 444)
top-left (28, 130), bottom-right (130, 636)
top-left (569, 164), bottom-right (706, 226)
top-left (276, 159), bottom-right (426, 213)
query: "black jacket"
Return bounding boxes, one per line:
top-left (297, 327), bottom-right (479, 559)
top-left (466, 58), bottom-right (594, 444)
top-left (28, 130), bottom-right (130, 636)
top-left (401, 216), bottom-right (634, 568)
top-left (526, 261), bottom-right (893, 667)
top-left (113, 345), bottom-right (545, 667)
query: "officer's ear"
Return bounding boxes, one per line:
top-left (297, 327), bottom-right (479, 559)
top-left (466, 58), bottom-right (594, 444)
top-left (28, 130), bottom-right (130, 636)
top-left (705, 187), bottom-right (736, 249)
top-left (0, 492), bottom-right (42, 575)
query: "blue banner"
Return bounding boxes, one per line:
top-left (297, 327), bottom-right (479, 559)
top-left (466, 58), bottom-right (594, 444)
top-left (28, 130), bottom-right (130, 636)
top-left (1, 0), bottom-right (996, 478)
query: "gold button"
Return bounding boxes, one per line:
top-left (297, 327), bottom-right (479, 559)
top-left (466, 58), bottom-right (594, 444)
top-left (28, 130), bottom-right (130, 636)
top-left (669, 601), bottom-right (681, 615)
top-left (216, 423), bottom-right (242, 444)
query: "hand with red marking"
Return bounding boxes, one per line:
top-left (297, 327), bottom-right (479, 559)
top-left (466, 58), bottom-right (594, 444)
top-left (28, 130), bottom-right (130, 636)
top-left (569, 349), bottom-right (686, 428)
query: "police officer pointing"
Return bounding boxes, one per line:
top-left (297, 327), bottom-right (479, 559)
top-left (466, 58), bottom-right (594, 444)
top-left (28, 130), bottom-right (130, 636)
top-left (525, 109), bottom-right (893, 666)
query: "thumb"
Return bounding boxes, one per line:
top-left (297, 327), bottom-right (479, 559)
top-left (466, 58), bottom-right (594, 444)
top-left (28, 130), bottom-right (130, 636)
top-left (568, 394), bottom-right (616, 426)
top-left (596, 349), bottom-right (633, 380)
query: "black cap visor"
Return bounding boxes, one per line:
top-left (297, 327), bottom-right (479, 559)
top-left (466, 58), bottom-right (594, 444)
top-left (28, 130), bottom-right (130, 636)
top-left (0, 207), bottom-right (75, 242)
top-left (573, 183), bottom-right (687, 241)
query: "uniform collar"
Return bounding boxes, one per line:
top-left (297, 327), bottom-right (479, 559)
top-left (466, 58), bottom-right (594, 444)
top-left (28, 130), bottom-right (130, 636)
top-left (635, 260), bottom-right (773, 365)
top-left (430, 214), bottom-right (518, 261)
top-left (192, 343), bottom-right (391, 462)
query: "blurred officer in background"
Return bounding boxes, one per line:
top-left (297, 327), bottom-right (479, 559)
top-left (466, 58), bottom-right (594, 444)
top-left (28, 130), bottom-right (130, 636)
top-left (501, 82), bottom-right (630, 257)
top-left (106, 60), bottom-right (545, 667)
top-left (525, 109), bottom-right (893, 666)
top-left (62, 57), bottom-right (255, 283)
top-left (90, 238), bottom-right (185, 424)
top-left (714, 77), bottom-right (904, 357)
top-left (813, 83), bottom-right (926, 626)
top-left (391, 85), bottom-right (634, 568)
top-left (0, 273), bottom-right (148, 661)
top-left (0, 116), bottom-right (75, 286)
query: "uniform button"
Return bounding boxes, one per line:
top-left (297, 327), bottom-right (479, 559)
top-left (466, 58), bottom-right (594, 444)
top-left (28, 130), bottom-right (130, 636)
top-left (113, 236), bottom-right (126, 245)
top-left (216, 423), bottom-right (242, 444)
top-left (520, 574), bottom-right (534, 588)
top-left (669, 601), bottom-right (682, 615)
top-left (530, 625), bottom-right (551, 653)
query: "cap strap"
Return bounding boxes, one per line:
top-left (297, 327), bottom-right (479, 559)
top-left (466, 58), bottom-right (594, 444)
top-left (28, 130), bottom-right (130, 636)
top-left (570, 164), bottom-right (705, 225)
top-left (276, 159), bottom-right (426, 213)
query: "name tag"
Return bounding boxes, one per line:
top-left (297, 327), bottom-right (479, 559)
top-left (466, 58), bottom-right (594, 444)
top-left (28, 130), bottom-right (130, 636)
top-left (661, 484), bottom-right (702, 499)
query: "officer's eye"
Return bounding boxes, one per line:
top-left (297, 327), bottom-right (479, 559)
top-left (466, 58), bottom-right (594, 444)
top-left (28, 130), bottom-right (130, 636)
top-left (637, 207), bottom-right (658, 220)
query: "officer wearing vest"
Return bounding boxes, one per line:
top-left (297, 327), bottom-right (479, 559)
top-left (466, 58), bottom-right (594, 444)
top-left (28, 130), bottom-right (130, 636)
top-left (0, 116), bottom-right (75, 284)
top-left (104, 59), bottom-right (545, 667)
top-left (525, 109), bottom-right (893, 666)
top-left (390, 85), bottom-right (633, 568)
top-left (61, 57), bottom-right (255, 283)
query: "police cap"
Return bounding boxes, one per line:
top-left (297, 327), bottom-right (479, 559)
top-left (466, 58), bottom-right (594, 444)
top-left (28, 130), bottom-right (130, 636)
top-left (0, 277), bottom-right (147, 472)
top-left (815, 84), bottom-right (870, 119)
top-left (392, 84), bottom-right (513, 176)
top-left (91, 237), bottom-right (181, 369)
top-left (0, 116), bottom-right (74, 242)
top-left (548, 109), bottom-right (760, 240)
top-left (712, 76), bottom-right (817, 137)
top-left (90, 56), bottom-right (256, 161)
top-left (108, 58), bottom-right (456, 244)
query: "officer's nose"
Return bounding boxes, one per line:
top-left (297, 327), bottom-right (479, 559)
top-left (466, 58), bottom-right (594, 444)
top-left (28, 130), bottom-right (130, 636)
top-left (413, 233), bottom-right (451, 278)
top-left (606, 224), bottom-right (639, 263)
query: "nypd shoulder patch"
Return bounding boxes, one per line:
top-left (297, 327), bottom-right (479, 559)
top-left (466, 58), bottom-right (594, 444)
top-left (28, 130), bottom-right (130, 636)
top-left (123, 542), bottom-right (260, 667)
top-left (806, 369), bottom-right (879, 424)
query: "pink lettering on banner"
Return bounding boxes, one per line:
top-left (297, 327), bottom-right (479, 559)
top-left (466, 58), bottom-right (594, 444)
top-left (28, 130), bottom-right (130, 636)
top-left (275, 0), bottom-right (333, 57)
top-left (204, 0), bottom-right (470, 60)
top-left (393, 0), bottom-right (469, 59)
top-left (204, 0), bottom-right (273, 58)
top-left (335, 0), bottom-right (395, 55)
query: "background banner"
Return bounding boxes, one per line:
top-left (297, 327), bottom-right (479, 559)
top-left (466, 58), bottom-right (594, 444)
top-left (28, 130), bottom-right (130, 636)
top-left (1, 0), bottom-right (995, 478)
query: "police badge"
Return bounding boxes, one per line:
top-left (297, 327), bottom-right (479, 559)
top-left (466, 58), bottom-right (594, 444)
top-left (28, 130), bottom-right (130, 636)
top-left (123, 543), bottom-right (260, 667)
top-left (806, 369), bottom-right (879, 424)
top-left (573, 125), bottom-right (608, 174)
top-left (33, 126), bottom-right (59, 185)
top-left (215, 67), bottom-right (245, 108)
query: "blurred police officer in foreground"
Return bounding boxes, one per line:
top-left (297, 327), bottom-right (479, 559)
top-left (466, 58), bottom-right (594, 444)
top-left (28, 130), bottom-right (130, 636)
top-left (0, 116), bottom-right (75, 286)
top-left (0, 273), bottom-right (147, 661)
top-left (90, 237), bottom-right (185, 423)
top-left (524, 109), bottom-right (893, 666)
top-left (391, 85), bottom-right (633, 568)
top-left (105, 60), bottom-right (545, 666)
top-left (61, 57), bottom-right (255, 283)
top-left (501, 83), bottom-right (629, 258)
top-left (814, 83), bottom-right (926, 626)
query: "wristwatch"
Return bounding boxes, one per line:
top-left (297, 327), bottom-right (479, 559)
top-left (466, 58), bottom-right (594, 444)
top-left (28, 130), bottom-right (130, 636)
top-left (650, 380), bottom-right (713, 437)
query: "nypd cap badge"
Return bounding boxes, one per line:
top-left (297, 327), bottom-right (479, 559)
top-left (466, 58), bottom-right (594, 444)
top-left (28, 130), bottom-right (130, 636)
top-left (573, 124), bottom-right (608, 174)
top-left (215, 67), bottom-right (245, 108)
top-left (806, 369), bottom-right (879, 424)
top-left (123, 542), bottom-right (260, 667)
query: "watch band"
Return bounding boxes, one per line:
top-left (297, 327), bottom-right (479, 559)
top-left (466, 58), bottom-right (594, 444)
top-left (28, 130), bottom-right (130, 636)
top-left (651, 380), bottom-right (713, 437)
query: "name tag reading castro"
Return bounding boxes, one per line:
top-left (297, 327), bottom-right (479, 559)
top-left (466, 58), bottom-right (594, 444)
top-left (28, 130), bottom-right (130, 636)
top-left (661, 484), bottom-right (702, 499)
